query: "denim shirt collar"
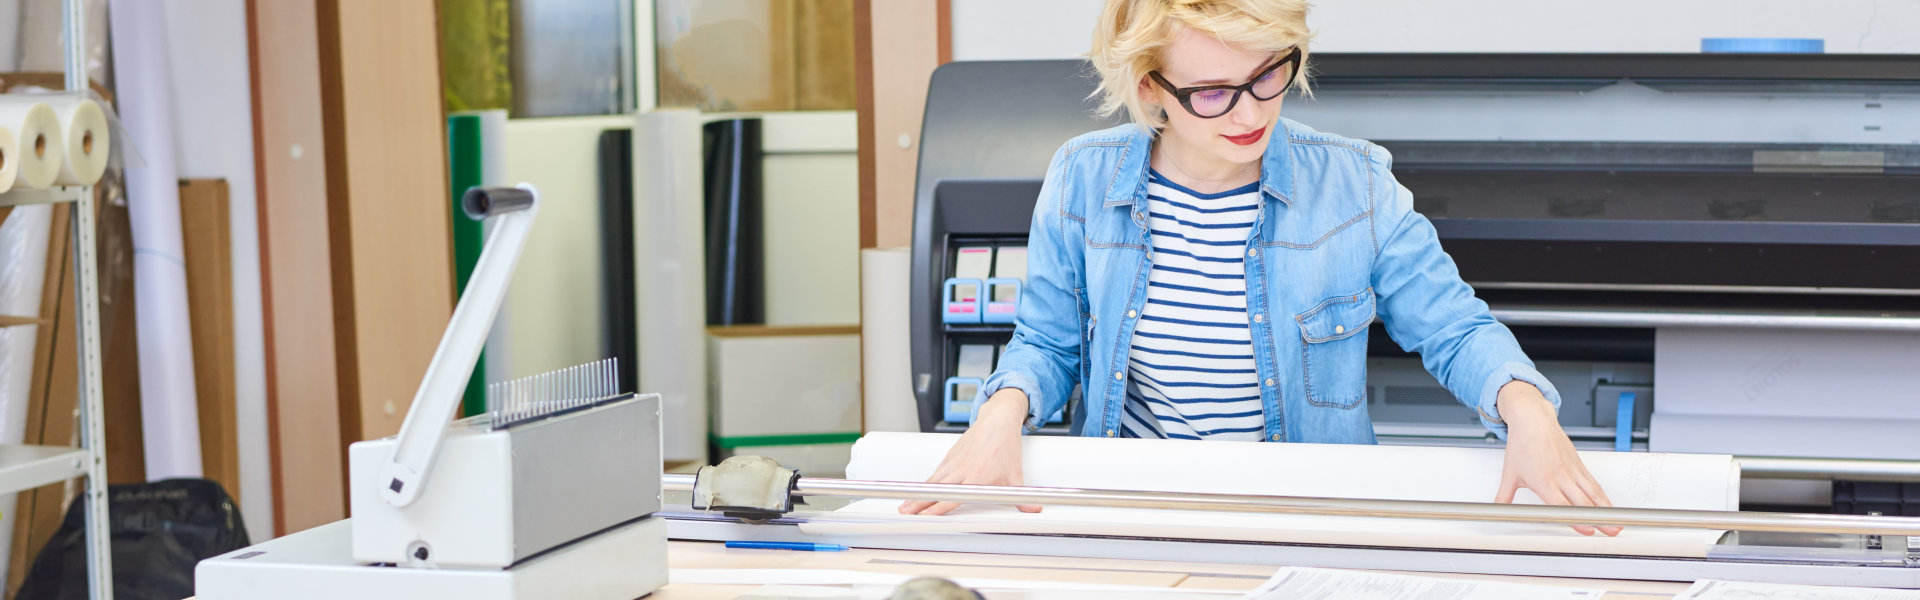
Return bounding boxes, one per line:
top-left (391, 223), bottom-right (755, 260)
top-left (1101, 119), bottom-right (1297, 211)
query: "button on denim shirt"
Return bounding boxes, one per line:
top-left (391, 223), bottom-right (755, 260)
top-left (979, 118), bottom-right (1560, 443)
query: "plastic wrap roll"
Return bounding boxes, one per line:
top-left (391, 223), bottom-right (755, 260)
top-left (48, 97), bottom-right (109, 185)
top-left (0, 100), bottom-right (64, 189)
top-left (0, 127), bottom-right (21, 191)
top-left (0, 205), bottom-right (54, 587)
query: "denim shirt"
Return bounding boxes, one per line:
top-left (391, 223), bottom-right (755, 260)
top-left (979, 118), bottom-right (1560, 443)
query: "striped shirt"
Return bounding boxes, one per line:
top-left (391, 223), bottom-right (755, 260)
top-left (1121, 169), bottom-right (1265, 441)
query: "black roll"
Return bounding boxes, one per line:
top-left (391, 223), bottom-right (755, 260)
top-left (702, 118), bottom-right (766, 326)
top-left (598, 129), bottom-right (639, 394)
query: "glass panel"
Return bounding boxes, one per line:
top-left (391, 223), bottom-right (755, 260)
top-left (510, 0), bottom-right (633, 117)
top-left (655, 0), bottom-right (854, 112)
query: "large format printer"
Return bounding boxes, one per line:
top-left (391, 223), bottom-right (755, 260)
top-left (907, 55), bottom-right (1920, 513)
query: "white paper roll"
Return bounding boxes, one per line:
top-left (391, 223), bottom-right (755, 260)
top-left (847, 432), bottom-right (1741, 510)
top-left (634, 109), bottom-right (710, 464)
top-left (860, 247), bottom-right (918, 433)
top-left (828, 433), bottom-right (1744, 558)
top-left (0, 100), bottom-right (64, 189)
top-left (111, 0), bottom-right (204, 480)
top-left (49, 97), bottom-right (109, 185)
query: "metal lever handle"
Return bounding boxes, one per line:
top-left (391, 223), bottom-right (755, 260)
top-left (379, 185), bottom-right (540, 507)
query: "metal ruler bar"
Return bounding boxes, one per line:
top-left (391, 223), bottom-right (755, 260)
top-left (663, 474), bottom-right (1920, 537)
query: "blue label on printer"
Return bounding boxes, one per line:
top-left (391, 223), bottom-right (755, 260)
top-left (982, 278), bottom-right (1021, 324)
top-left (943, 278), bottom-right (985, 324)
top-left (946, 377), bottom-right (1065, 425)
top-left (944, 377), bottom-right (985, 422)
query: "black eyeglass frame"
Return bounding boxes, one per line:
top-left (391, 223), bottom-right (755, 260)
top-left (1148, 47), bottom-right (1303, 119)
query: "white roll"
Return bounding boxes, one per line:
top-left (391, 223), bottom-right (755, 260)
top-left (860, 247), bottom-right (918, 433)
top-left (111, 0), bottom-right (204, 480)
top-left (49, 98), bottom-right (109, 186)
top-left (0, 126), bottom-right (21, 192)
top-left (633, 109), bottom-right (709, 464)
top-left (0, 100), bottom-right (64, 189)
top-left (831, 433), bottom-right (1744, 558)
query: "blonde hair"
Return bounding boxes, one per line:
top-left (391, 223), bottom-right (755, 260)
top-left (1089, 0), bottom-right (1314, 131)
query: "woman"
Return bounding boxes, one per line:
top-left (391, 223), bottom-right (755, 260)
top-left (900, 0), bottom-right (1619, 536)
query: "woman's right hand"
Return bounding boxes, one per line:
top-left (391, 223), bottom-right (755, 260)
top-left (897, 388), bottom-right (1041, 516)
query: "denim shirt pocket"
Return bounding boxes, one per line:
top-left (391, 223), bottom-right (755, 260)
top-left (1296, 287), bottom-right (1377, 409)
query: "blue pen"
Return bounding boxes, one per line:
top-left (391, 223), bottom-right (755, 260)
top-left (725, 540), bottom-right (849, 552)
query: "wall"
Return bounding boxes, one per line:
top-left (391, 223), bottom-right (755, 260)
top-left (760, 112), bottom-right (860, 326)
top-left (950, 0), bottom-right (1920, 59)
top-left (499, 115), bottom-right (627, 379)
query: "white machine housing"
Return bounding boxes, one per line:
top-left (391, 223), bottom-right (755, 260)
top-left (349, 393), bottom-right (663, 568)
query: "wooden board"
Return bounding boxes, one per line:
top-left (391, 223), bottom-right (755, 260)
top-left (855, 0), bottom-right (945, 250)
top-left (796, 0), bottom-right (857, 111)
top-left (250, 0), bottom-right (347, 535)
top-left (180, 179), bottom-right (242, 505)
top-left (316, 0), bottom-right (453, 447)
top-left (4, 202), bottom-right (69, 595)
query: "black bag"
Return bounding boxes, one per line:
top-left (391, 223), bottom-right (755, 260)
top-left (16, 478), bottom-right (250, 600)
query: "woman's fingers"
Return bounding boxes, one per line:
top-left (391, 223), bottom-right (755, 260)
top-left (900, 461), bottom-right (966, 514)
top-left (1569, 469), bottom-right (1622, 536)
top-left (1012, 472), bottom-right (1042, 513)
top-left (1572, 467), bottom-right (1613, 507)
top-left (1533, 482), bottom-right (1596, 536)
top-left (1493, 474), bottom-right (1520, 504)
top-left (1560, 477), bottom-right (1619, 537)
top-left (919, 500), bottom-right (963, 516)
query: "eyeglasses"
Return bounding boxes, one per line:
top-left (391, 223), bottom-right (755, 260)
top-left (1148, 47), bottom-right (1302, 119)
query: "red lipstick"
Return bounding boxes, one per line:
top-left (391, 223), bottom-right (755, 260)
top-left (1224, 126), bottom-right (1266, 146)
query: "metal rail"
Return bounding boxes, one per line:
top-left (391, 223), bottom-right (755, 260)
top-left (1490, 307), bottom-right (1920, 332)
top-left (1741, 457), bottom-right (1920, 483)
top-left (661, 474), bottom-right (1920, 537)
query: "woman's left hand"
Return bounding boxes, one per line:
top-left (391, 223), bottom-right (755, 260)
top-left (1492, 381), bottom-right (1622, 537)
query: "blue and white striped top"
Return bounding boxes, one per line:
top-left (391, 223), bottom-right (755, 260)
top-left (1121, 170), bottom-right (1265, 441)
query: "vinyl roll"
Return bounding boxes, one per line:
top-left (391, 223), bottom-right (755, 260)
top-left (49, 97), bottom-right (109, 185)
top-left (0, 100), bottom-right (64, 189)
top-left (0, 127), bottom-right (21, 192)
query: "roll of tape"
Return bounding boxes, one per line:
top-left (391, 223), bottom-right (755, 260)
top-left (0, 127), bottom-right (20, 192)
top-left (0, 100), bottom-right (65, 189)
top-left (49, 97), bottom-right (109, 186)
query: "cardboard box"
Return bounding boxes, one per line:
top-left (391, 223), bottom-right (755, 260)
top-left (707, 325), bottom-right (861, 469)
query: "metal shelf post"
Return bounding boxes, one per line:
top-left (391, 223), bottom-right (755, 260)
top-left (65, 0), bottom-right (112, 598)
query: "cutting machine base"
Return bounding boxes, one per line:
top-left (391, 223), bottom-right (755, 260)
top-left (196, 517), bottom-right (667, 600)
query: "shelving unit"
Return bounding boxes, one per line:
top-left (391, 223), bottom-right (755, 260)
top-left (0, 1), bottom-right (115, 598)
